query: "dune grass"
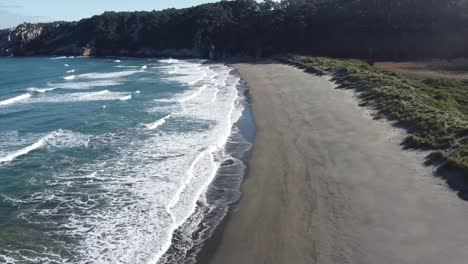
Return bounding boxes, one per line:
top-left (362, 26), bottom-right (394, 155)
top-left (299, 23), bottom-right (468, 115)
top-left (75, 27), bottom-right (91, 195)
top-left (277, 55), bottom-right (468, 174)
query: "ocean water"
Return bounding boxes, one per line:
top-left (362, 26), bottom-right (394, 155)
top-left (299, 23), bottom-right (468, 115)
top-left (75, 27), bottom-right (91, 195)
top-left (0, 57), bottom-right (253, 263)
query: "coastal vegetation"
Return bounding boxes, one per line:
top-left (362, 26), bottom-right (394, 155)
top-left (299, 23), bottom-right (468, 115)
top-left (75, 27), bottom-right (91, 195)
top-left (278, 55), bottom-right (468, 174)
top-left (1, 0), bottom-right (468, 59)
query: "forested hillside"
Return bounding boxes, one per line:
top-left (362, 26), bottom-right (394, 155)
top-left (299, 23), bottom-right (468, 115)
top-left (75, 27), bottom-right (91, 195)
top-left (1, 0), bottom-right (468, 59)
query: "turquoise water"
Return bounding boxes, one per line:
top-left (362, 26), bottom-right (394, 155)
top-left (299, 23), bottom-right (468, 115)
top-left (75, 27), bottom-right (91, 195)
top-left (0, 57), bottom-right (252, 263)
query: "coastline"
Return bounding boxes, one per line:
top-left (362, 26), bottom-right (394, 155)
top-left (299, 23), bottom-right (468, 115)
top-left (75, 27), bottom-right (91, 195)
top-left (208, 62), bottom-right (468, 264)
top-left (159, 66), bottom-right (255, 263)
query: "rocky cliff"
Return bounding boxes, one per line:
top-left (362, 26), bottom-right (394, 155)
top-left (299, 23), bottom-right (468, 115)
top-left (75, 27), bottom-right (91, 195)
top-left (0, 22), bottom-right (87, 56)
top-left (0, 19), bottom-right (208, 58)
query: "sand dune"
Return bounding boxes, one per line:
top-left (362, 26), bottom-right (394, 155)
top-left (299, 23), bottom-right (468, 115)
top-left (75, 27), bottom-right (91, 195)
top-left (209, 62), bottom-right (468, 264)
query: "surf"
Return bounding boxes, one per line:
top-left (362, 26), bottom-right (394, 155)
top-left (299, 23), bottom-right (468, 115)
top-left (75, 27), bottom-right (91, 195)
top-left (0, 130), bottom-right (89, 164)
top-left (0, 57), bottom-right (250, 264)
top-left (0, 93), bottom-right (31, 106)
top-left (144, 114), bottom-right (171, 130)
top-left (77, 70), bottom-right (142, 79)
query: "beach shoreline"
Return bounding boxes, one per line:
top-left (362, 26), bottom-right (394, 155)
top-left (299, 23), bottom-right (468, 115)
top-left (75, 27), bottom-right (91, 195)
top-left (206, 62), bottom-right (468, 264)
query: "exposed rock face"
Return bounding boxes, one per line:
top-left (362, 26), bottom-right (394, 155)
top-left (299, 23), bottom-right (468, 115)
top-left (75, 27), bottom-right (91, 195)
top-left (0, 22), bottom-right (84, 56)
top-left (12, 24), bottom-right (43, 44)
top-left (81, 47), bottom-right (93, 56)
top-left (0, 22), bottom-right (207, 58)
top-left (0, 24), bottom-right (44, 56)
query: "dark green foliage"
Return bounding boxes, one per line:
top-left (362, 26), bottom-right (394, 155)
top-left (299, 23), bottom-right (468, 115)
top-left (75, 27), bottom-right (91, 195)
top-left (279, 55), bottom-right (468, 174)
top-left (4, 0), bottom-right (468, 59)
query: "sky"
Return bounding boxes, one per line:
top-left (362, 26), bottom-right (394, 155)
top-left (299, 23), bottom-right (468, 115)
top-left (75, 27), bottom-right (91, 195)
top-left (0, 0), bottom-right (220, 29)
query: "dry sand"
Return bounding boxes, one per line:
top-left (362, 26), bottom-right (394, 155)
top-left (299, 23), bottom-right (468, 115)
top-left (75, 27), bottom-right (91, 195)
top-left (209, 62), bottom-right (468, 264)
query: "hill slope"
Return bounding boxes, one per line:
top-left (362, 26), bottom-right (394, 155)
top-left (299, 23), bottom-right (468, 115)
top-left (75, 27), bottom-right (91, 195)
top-left (1, 0), bottom-right (468, 59)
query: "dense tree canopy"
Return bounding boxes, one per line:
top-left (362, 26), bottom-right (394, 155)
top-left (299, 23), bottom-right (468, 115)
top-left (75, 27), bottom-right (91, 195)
top-left (2, 0), bottom-right (468, 59)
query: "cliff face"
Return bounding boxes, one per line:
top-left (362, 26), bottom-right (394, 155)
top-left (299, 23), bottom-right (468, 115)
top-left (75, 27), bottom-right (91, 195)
top-left (0, 22), bottom-right (85, 56)
top-left (0, 24), bottom-right (45, 56)
top-left (0, 21), bottom-right (206, 58)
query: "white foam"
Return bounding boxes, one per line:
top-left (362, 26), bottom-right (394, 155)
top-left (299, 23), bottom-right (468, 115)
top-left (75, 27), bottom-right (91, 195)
top-left (141, 65), bottom-right (148, 70)
top-left (78, 70), bottom-right (141, 79)
top-left (134, 90), bottom-right (141, 94)
top-left (0, 93), bottom-right (31, 106)
top-left (50, 56), bottom-right (67, 60)
top-left (67, 69), bottom-right (75, 73)
top-left (158, 58), bottom-right (180, 64)
top-left (25, 80), bottom-right (122, 97)
top-left (29, 90), bottom-right (132, 103)
top-left (49, 80), bottom-right (123, 90)
top-left (155, 63), bottom-right (219, 104)
top-left (171, 65), bottom-right (207, 85)
top-left (64, 64), bottom-right (69, 67)
top-left (144, 114), bottom-right (171, 130)
top-left (27, 87), bottom-right (57, 93)
top-left (119, 95), bottom-right (132, 101)
top-left (114, 60), bottom-right (121, 63)
top-left (64, 75), bottom-right (75, 80)
top-left (78, 63), bottom-right (242, 264)
top-left (179, 85), bottom-right (208, 103)
top-left (147, 64), bottom-right (243, 264)
top-left (153, 98), bottom-right (178, 103)
top-left (1, 61), bottom-right (246, 264)
top-left (115, 65), bottom-right (139, 68)
top-left (0, 130), bottom-right (89, 164)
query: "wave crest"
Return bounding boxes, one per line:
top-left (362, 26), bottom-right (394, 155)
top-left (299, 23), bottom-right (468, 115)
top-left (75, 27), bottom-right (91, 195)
top-left (0, 93), bottom-right (31, 106)
top-left (0, 130), bottom-right (90, 164)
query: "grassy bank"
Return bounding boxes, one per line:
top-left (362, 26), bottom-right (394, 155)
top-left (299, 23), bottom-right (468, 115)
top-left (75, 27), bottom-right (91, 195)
top-left (277, 55), bottom-right (468, 174)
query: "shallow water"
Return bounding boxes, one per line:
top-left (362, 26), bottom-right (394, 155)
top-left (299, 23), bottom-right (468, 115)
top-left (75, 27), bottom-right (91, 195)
top-left (0, 57), bottom-right (252, 263)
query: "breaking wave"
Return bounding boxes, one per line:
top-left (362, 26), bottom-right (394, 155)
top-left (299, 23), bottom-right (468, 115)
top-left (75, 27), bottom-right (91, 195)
top-left (78, 70), bottom-right (142, 79)
top-left (0, 130), bottom-right (90, 164)
top-left (0, 93), bottom-right (31, 106)
top-left (30, 90), bottom-right (132, 103)
top-left (144, 114), bottom-right (171, 130)
top-left (0, 59), bottom-right (251, 264)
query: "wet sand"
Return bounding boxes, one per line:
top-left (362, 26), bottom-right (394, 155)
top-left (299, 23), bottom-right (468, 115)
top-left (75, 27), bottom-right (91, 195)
top-left (209, 62), bottom-right (468, 264)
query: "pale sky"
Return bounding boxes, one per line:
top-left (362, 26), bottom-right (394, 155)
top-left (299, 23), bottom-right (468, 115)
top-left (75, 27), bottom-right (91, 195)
top-left (0, 0), bottom-right (221, 29)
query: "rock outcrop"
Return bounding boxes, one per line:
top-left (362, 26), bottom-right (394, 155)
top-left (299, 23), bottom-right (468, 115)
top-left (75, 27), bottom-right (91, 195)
top-left (0, 22), bottom-right (83, 56)
top-left (0, 21), bottom-right (209, 58)
top-left (0, 24), bottom-right (44, 56)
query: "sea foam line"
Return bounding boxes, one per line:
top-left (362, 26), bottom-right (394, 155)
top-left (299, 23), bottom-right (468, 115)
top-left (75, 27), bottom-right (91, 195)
top-left (179, 85), bottom-right (208, 103)
top-left (0, 93), bottom-right (31, 106)
top-left (25, 80), bottom-right (123, 95)
top-left (158, 59), bottom-right (180, 64)
top-left (78, 70), bottom-right (141, 79)
top-left (0, 137), bottom-right (47, 163)
top-left (119, 95), bottom-right (132, 101)
top-left (48, 80), bottom-right (123, 90)
top-left (0, 130), bottom-right (89, 164)
top-left (28, 87), bottom-right (57, 93)
top-left (34, 90), bottom-right (132, 103)
top-left (144, 115), bottom-right (171, 130)
top-left (149, 72), bottom-right (242, 264)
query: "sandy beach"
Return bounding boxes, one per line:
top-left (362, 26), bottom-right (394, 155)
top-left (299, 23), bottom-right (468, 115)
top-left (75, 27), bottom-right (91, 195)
top-left (209, 62), bottom-right (468, 264)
